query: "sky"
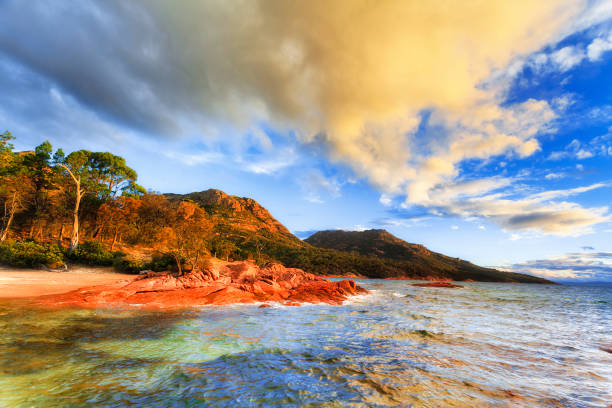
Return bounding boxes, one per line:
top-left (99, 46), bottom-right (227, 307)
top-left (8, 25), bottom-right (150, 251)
top-left (1, 0), bottom-right (612, 282)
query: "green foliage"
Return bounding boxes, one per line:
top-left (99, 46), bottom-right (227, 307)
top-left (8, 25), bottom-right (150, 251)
top-left (0, 240), bottom-right (64, 268)
top-left (61, 150), bottom-right (140, 199)
top-left (112, 257), bottom-right (145, 274)
top-left (67, 240), bottom-right (119, 266)
top-left (112, 253), bottom-right (175, 274)
top-left (147, 253), bottom-right (175, 272)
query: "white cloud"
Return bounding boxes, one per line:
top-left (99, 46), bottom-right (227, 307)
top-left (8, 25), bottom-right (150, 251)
top-left (545, 172), bottom-right (566, 180)
top-left (379, 194), bottom-right (392, 206)
top-left (551, 45), bottom-right (586, 71)
top-left (451, 225), bottom-right (459, 230)
top-left (239, 147), bottom-right (297, 175)
top-left (406, 178), bottom-right (610, 236)
top-left (507, 251), bottom-right (612, 281)
top-left (300, 171), bottom-right (342, 203)
top-left (548, 137), bottom-right (604, 161)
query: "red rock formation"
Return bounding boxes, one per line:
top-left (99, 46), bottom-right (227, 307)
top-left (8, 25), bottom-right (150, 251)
top-left (37, 259), bottom-right (367, 309)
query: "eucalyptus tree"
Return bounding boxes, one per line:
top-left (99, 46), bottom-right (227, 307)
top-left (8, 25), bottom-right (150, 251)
top-left (20, 141), bottom-right (60, 239)
top-left (0, 131), bottom-right (25, 241)
top-left (58, 150), bottom-right (141, 252)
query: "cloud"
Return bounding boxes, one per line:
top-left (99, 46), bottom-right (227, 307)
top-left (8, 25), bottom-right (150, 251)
top-left (300, 171), bottom-right (342, 203)
top-left (163, 151), bottom-right (225, 166)
top-left (379, 194), bottom-right (392, 206)
top-left (551, 45), bottom-right (586, 71)
top-left (1, 0), bottom-right (609, 235)
top-left (508, 251), bottom-right (612, 281)
top-left (549, 131), bottom-right (612, 161)
top-left (545, 172), bottom-right (566, 180)
top-left (587, 31), bottom-right (612, 61)
top-left (411, 178), bottom-right (610, 236)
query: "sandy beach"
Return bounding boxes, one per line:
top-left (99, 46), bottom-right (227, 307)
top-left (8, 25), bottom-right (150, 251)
top-left (0, 267), bottom-right (137, 298)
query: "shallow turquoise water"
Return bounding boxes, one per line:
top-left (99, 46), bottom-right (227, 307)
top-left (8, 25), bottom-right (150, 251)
top-left (0, 280), bottom-right (611, 407)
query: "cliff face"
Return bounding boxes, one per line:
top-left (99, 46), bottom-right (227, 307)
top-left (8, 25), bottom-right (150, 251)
top-left (166, 189), bottom-right (293, 237)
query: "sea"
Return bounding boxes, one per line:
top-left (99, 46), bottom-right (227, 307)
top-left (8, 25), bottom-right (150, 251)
top-left (0, 280), bottom-right (610, 407)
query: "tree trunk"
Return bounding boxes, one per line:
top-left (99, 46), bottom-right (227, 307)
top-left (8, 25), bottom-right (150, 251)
top-left (172, 252), bottom-right (182, 276)
top-left (92, 224), bottom-right (105, 241)
top-left (69, 182), bottom-right (81, 253)
top-left (0, 192), bottom-right (17, 242)
top-left (111, 227), bottom-right (119, 251)
top-left (58, 224), bottom-right (65, 248)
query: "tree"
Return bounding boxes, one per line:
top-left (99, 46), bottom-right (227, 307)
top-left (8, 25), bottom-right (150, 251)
top-left (165, 201), bottom-right (212, 275)
top-left (0, 131), bottom-right (14, 169)
top-left (0, 132), bottom-right (33, 241)
top-left (21, 141), bottom-right (60, 239)
top-left (58, 150), bottom-right (140, 252)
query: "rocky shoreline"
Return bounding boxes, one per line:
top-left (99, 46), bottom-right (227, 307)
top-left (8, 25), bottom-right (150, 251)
top-left (37, 259), bottom-right (368, 309)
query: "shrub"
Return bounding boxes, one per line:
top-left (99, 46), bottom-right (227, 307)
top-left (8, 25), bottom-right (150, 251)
top-left (0, 241), bottom-right (65, 268)
top-left (112, 257), bottom-right (145, 274)
top-left (112, 253), bottom-right (174, 274)
top-left (68, 241), bottom-right (119, 266)
top-left (147, 253), bottom-right (175, 272)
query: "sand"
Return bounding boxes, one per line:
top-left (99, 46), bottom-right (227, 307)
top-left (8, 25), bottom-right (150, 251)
top-left (0, 267), bottom-right (137, 298)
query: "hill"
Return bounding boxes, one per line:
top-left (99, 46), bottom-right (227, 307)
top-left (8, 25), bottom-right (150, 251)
top-left (305, 229), bottom-right (551, 283)
top-left (306, 229), bottom-right (433, 260)
top-left (165, 190), bottom-right (551, 283)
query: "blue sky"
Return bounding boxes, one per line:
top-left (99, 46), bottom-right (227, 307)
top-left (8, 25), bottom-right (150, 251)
top-left (1, 0), bottom-right (612, 281)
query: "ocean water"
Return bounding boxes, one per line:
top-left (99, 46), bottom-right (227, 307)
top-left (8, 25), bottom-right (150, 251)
top-left (0, 280), bottom-right (610, 407)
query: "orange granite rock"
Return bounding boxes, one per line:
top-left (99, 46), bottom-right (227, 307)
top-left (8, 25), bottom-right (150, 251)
top-left (37, 259), bottom-right (368, 309)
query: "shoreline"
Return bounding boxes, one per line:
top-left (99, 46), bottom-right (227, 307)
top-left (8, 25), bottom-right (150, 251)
top-left (18, 260), bottom-right (368, 309)
top-left (0, 267), bottom-right (136, 299)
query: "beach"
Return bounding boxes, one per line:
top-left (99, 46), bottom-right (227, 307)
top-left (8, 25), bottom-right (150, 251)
top-left (0, 267), bottom-right (136, 298)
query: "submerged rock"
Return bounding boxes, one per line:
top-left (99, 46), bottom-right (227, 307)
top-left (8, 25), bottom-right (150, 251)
top-left (37, 259), bottom-right (368, 309)
top-left (411, 282), bottom-right (463, 288)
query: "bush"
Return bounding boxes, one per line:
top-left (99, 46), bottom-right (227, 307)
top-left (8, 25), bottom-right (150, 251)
top-left (0, 241), bottom-right (65, 268)
top-left (68, 241), bottom-right (120, 266)
top-left (112, 257), bottom-right (145, 274)
top-left (112, 253), bottom-right (174, 274)
top-left (147, 253), bottom-right (175, 272)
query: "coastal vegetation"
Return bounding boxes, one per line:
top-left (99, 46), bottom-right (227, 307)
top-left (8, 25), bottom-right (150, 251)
top-left (0, 132), bottom-right (550, 283)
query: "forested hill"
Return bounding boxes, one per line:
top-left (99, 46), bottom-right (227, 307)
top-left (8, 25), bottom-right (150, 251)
top-left (305, 229), bottom-right (551, 283)
top-left (165, 191), bottom-right (551, 283)
top-left (306, 229), bottom-right (433, 260)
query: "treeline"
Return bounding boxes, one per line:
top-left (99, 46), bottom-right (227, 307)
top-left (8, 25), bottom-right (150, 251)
top-left (0, 131), bottom-right (214, 273)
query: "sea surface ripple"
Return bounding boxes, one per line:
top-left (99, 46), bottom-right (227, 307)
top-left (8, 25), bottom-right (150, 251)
top-left (0, 280), bottom-right (610, 407)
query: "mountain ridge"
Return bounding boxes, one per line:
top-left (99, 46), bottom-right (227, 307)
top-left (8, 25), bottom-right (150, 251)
top-left (166, 190), bottom-right (552, 283)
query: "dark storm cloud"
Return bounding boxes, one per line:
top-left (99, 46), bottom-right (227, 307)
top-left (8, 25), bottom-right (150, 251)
top-left (0, 1), bottom-right (186, 135)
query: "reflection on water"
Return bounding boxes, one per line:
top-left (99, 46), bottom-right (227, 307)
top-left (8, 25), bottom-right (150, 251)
top-left (0, 281), bottom-right (610, 407)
